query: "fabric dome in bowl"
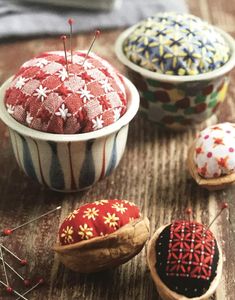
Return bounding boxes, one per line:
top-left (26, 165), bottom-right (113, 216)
top-left (123, 12), bottom-right (231, 76)
top-left (4, 51), bottom-right (127, 134)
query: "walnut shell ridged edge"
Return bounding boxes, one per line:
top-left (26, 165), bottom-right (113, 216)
top-left (187, 140), bottom-right (235, 190)
top-left (147, 224), bottom-right (223, 300)
top-left (54, 217), bottom-right (150, 273)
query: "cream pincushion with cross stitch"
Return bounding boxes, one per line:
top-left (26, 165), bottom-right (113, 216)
top-left (4, 51), bottom-right (127, 134)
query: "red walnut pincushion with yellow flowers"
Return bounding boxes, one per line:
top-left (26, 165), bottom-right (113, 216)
top-left (54, 199), bottom-right (150, 272)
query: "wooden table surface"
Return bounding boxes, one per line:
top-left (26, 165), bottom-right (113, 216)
top-left (0, 0), bottom-right (235, 299)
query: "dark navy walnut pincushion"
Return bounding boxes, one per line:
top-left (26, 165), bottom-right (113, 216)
top-left (155, 221), bottom-right (219, 298)
top-left (123, 12), bottom-right (230, 75)
top-left (147, 217), bottom-right (223, 299)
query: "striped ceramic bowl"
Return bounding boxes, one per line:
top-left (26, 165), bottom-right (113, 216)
top-left (0, 76), bottom-right (139, 192)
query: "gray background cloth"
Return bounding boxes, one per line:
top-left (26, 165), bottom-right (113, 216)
top-left (0, 0), bottom-right (187, 40)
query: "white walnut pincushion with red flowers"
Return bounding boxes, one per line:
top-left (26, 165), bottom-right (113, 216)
top-left (54, 199), bottom-right (150, 272)
top-left (187, 122), bottom-right (235, 190)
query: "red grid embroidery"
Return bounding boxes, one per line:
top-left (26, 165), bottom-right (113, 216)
top-left (166, 221), bottom-right (215, 281)
top-left (5, 51), bottom-right (127, 134)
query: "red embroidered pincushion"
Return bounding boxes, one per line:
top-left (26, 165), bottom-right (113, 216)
top-left (59, 199), bottom-right (140, 245)
top-left (54, 199), bottom-right (150, 272)
top-left (4, 51), bottom-right (127, 134)
top-left (147, 220), bottom-right (222, 300)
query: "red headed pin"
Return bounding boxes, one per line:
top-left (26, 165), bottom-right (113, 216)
top-left (185, 208), bottom-right (192, 222)
top-left (0, 206), bottom-right (60, 299)
top-left (15, 278), bottom-right (44, 300)
top-left (0, 245), bottom-right (9, 287)
top-left (61, 35), bottom-right (69, 73)
top-left (68, 18), bottom-right (74, 64)
top-left (0, 280), bottom-right (28, 300)
top-left (206, 202), bottom-right (228, 231)
top-left (83, 29), bottom-right (100, 66)
top-left (1, 244), bottom-right (27, 265)
top-left (20, 259), bottom-right (28, 266)
top-left (6, 286), bottom-right (13, 293)
top-left (23, 279), bottom-right (31, 287)
top-left (2, 229), bottom-right (12, 236)
top-left (1, 206), bottom-right (61, 237)
top-left (0, 254), bottom-right (29, 283)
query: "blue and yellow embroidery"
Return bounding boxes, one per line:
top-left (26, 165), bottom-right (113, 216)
top-left (123, 13), bottom-right (230, 75)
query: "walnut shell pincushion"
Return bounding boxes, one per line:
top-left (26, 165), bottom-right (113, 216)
top-left (54, 199), bottom-right (150, 272)
top-left (187, 122), bottom-right (235, 190)
top-left (4, 51), bottom-right (127, 134)
top-left (147, 221), bottom-right (222, 300)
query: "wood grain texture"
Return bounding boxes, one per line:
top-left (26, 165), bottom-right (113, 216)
top-left (0, 0), bottom-right (235, 299)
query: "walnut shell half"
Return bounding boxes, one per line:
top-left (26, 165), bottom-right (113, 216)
top-left (54, 217), bottom-right (150, 273)
top-left (187, 141), bottom-right (235, 190)
top-left (147, 224), bottom-right (223, 300)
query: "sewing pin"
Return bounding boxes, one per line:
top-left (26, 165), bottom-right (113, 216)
top-left (61, 35), bottom-right (69, 73)
top-left (0, 245), bottom-right (9, 286)
top-left (206, 202), bottom-right (228, 231)
top-left (68, 18), bottom-right (74, 64)
top-left (1, 206), bottom-right (61, 237)
top-left (0, 244), bottom-right (27, 266)
top-left (0, 280), bottom-right (28, 300)
top-left (0, 256), bottom-right (30, 285)
top-left (82, 30), bottom-right (100, 65)
top-left (185, 208), bottom-right (192, 222)
top-left (15, 278), bottom-right (44, 300)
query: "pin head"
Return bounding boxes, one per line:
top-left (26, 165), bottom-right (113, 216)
top-left (95, 30), bottom-right (101, 37)
top-left (68, 18), bottom-right (74, 25)
top-left (38, 278), bottom-right (44, 285)
top-left (60, 35), bottom-right (67, 41)
top-left (185, 208), bottom-right (192, 215)
top-left (221, 202), bottom-right (228, 209)
top-left (20, 259), bottom-right (28, 266)
top-left (6, 287), bottom-right (13, 293)
top-left (24, 279), bottom-right (30, 287)
top-left (2, 229), bottom-right (12, 236)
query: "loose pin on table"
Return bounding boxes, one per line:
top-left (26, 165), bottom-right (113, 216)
top-left (0, 206), bottom-right (61, 297)
top-left (0, 254), bottom-right (30, 286)
top-left (0, 245), bottom-right (10, 287)
top-left (0, 280), bottom-right (28, 300)
top-left (15, 278), bottom-right (44, 300)
top-left (0, 244), bottom-right (27, 265)
top-left (1, 206), bottom-right (61, 237)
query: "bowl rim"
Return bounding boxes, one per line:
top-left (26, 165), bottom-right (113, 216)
top-left (0, 76), bottom-right (139, 142)
top-left (115, 23), bottom-right (235, 83)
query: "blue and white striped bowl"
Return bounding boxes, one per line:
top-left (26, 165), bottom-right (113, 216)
top-left (0, 77), bottom-right (139, 192)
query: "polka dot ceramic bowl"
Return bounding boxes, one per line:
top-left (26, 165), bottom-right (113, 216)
top-left (0, 76), bottom-right (139, 192)
top-left (115, 13), bottom-right (235, 130)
